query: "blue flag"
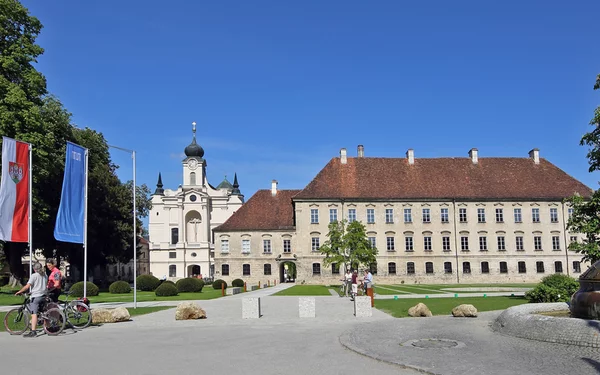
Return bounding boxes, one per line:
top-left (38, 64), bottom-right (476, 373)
top-left (54, 142), bottom-right (87, 243)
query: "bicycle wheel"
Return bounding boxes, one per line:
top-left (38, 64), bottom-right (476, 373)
top-left (43, 307), bottom-right (65, 336)
top-left (3, 308), bottom-right (29, 335)
top-left (67, 302), bottom-right (92, 329)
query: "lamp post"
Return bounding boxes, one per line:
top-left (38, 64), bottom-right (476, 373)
top-left (109, 145), bottom-right (137, 309)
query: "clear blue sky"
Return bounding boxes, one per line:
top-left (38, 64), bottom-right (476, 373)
top-left (21, 1), bottom-right (600, 209)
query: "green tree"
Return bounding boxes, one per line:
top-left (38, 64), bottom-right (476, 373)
top-left (566, 74), bottom-right (600, 264)
top-left (319, 220), bottom-right (377, 271)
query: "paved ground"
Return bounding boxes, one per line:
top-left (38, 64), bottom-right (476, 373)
top-left (1, 283), bottom-right (598, 375)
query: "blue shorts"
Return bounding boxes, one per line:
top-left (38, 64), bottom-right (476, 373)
top-left (28, 297), bottom-right (43, 314)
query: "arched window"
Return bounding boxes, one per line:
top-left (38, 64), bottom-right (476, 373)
top-left (388, 262), bottom-right (396, 275)
top-left (169, 265), bottom-right (176, 277)
top-left (190, 172), bottom-right (196, 185)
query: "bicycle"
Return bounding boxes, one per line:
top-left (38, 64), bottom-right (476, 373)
top-left (3, 294), bottom-right (66, 336)
top-left (47, 291), bottom-right (92, 329)
top-left (338, 280), bottom-right (347, 297)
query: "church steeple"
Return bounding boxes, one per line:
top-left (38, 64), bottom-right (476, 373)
top-left (154, 172), bottom-right (165, 196)
top-left (184, 121), bottom-right (204, 158)
top-left (231, 172), bottom-right (241, 195)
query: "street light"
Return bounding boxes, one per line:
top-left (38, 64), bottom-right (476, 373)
top-left (109, 145), bottom-right (137, 309)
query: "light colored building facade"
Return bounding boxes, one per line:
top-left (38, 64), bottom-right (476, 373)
top-left (214, 146), bottom-right (591, 285)
top-left (148, 125), bottom-right (244, 280)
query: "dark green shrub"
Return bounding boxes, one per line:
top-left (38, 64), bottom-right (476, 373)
top-left (136, 274), bottom-right (160, 291)
top-left (525, 274), bottom-right (579, 303)
top-left (155, 282), bottom-right (178, 297)
top-left (109, 280), bottom-right (131, 294)
top-left (212, 279), bottom-right (227, 290)
top-left (162, 280), bottom-right (175, 286)
top-left (231, 278), bottom-right (244, 288)
top-left (69, 281), bottom-right (99, 297)
top-left (176, 278), bottom-right (204, 293)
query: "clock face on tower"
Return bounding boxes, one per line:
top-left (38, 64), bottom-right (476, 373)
top-left (188, 159), bottom-right (198, 170)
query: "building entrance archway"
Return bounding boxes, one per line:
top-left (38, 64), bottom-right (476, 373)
top-left (279, 261), bottom-right (296, 283)
top-left (188, 264), bottom-right (201, 277)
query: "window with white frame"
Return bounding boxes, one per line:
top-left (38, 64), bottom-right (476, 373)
top-left (552, 236), bottom-right (560, 251)
top-left (496, 208), bottom-right (504, 223)
top-left (477, 208), bottom-right (486, 223)
top-left (263, 239), bottom-right (272, 253)
top-left (555, 261), bottom-right (563, 273)
top-left (444, 262), bottom-right (453, 273)
top-left (220, 239), bottom-right (229, 253)
top-left (169, 251), bottom-right (176, 259)
top-left (481, 261), bottom-right (489, 273)
top-left (570, 236), bottom-right (578, 245)
top-left (311, 237), bottom-right (320, 252)
top-left (459, 208), bottom-right (467, 223)
top-left (386, 208), bottom-right (394, 223)
top-left (407, 262), bottom-right (415, 274)
top-left (497, 236), bottom-right (506, 251)
top-left (479, 236), bottom-right (487, 251)
top-left (500, 262), bottom-right (508, 273)
top-left (516, 236), bottom-right (524, 251)
top-left (441, 208), bottom-right (449, 223)
top-left (283, 239), bottom-right (291, 253)
top-left (405, 236), bottom-right (414, 251)
top-left (403, 208), bottom-right (411, 223)
top-left (169, 265), bottom-right (176, 277)
top-left (329, 208), bottom-right (337, 223)
top-left (348, 208), bottom-right (356, 223)
top-left (550, 208), bottom-right (558, 223)
top-left (568, 208), bottom-right (574, 220)
top-left (536, 261), bottom-right (544, 273)
top-left (310, 208), bottom-right (319, 224)
top-left (518, 261), bottom-right (526, 273)
top-left (514, 208), bottom-right (522, 223)
top-left (221, 264), bottom-right (229, 276)
top-left (461, 236), bottom-right (469, 251)
top-left (242, 239), bottom-right (251, 254)
top-left (368, 236), bottom-right (376, 249)
top-left (422, 208), bottom-right (431, 223)
top-left (424, 236), bottom-right (432, 251)
top-left (312, 263), bottom-right (321, 275)
top-left (425, 262), bottom-right (434, 274)
top-left (463, 262), bottom-right (471, 274)
top-left (532, 208), bottom-right (540, 223)
top-left (367, 208), bottom-right (375, 224)
top-left (386, 237), bottom-right (395, 251)
top-left (573, 261), bottom-right (581, 273)
top-left (388, 262), bottom-right (396, 275)
top-left (442, 236), bottom-right (451, 251)
top-left (534, 236), bottom-right (542, 250)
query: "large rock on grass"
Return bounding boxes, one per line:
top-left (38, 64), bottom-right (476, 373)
top-left (91, 307), bottom-right (131, 323)
top-left (408, 303), bottom-right (433, 317)
top-left (452, 304), bottom-right (478, 317)
top-left (175, 302), bottom-right (207, 320)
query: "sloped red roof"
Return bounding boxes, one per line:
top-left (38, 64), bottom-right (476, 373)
top-left (214, 189), bottom-right (301, 232)
top-left (293, 157), bottom-right (592, 200)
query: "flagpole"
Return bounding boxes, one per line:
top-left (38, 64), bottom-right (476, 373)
top-left (83, 149), bottom-right (89, 299)
top-left (132, 150), bottom-right (137, 309)
top-left (28, 143), bottom-right (32, 277)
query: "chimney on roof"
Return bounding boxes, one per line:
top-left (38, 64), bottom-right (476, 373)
top-left (271, 180), bottom-right (278, 196)
top-left (406, 149), bottom-right (415, 165)
top-left (340, 148), bottom-right (347, 164)
top-left (357, 145), bottom-right (364, 158)
top-left (469, 148), bottom-right (479, 164)
top-left (529, 148), bottom-right (540, 164)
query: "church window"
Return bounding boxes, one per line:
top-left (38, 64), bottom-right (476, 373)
top-left (190, 172), bottom-right (196, 185)
top-left (190, 195), bottom-right (197, 202)
top-left (169, 265), bottom-right (176, 277)
top-left (171, 228), bottom-right (178, 244)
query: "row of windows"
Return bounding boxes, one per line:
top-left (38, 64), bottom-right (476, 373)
top-left (219, 233), bottom-right (578, 254)
top-left (310, 207), bottom-right (573, 225)
top-left (217, 260), bottom-right (582, 277)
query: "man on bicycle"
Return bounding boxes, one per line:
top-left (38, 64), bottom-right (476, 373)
top-left (46, 258), bottom-right (62, 303)
top-left (14, 262), bottom-right (48, 337)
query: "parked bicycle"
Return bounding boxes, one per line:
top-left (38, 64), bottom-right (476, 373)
top-left (47, 291), bottom-right (92, 329)
top-left (3, 294), bottom-right (66, 336)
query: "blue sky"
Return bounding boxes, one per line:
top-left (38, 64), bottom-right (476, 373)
top-left (21, 1), bottom-right (600, 211)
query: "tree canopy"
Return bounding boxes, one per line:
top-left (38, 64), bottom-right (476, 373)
top-left (319, 219), bottom-right (377, 272)
top-left (0, 1), bottom-right (151, 284)
top-left (566, 74), bottom-right (600, 264)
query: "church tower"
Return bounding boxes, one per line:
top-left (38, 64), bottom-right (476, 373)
top-left (183, 121), bottom-right (205, 188)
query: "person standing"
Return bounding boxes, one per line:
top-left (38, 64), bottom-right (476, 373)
top-left (46, 258), bottom-right (62, 303)
top-left (344, 269), bottom-right (352, 297)
top-left (15, 262), bottom-right (48, 337)
top-left (350, 270), bottom-right (358, 300)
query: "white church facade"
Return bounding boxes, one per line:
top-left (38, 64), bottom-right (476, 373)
top-left (148, 123), bottom-right (244, 280)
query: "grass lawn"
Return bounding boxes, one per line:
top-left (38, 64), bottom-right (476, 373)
top-left (0, 287), bottom-right (224, 306)
top-left (273, 285), bottom-right (332, 296)
top-left (375, 296), bottom-right (529, 318)
top-left (373, 283), bottom-right (535, 296)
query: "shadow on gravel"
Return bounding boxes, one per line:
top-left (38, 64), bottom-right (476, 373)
top-left (581, 358), bottom-right (600, 372)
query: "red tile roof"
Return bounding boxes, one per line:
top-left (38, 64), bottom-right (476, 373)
top-left (214, 189), bottom-right (301, 232)
top-left (293, 157), bottom-right (592, 200)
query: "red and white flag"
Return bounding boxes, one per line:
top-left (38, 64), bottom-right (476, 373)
top-left (0, 137), bottom-right (30, 242)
